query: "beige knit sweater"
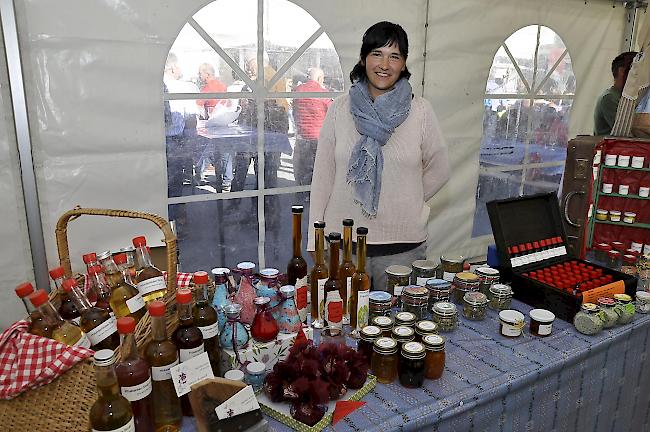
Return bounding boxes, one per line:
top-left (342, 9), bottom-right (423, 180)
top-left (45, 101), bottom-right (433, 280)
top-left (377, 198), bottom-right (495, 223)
top-left (307, 93), bottom-right (449, 251)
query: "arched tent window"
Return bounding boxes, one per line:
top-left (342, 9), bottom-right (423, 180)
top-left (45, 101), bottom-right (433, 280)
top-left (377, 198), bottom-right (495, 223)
top-left (473, 25), bottom-right (575, 237)
top-left (163, 0), bottom-right (343, 270)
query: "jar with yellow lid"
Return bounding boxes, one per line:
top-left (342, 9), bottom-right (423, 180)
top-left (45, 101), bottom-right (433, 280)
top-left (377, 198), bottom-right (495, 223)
top-left (371, 337), bottom-right (398, 384)
top-left (452, 272), bottom-right (479, 304)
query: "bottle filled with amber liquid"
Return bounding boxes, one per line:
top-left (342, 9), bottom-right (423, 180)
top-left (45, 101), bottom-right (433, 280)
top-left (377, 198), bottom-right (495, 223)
top-left (143, 301), bottom-right (182, 431)
top-left (29, 289), bottom-right (91, 348)
top-left (98, 250), bottom-right (124, 289)
top-left (350, 227), bottom-right (370, 338)
top-left (133, 236), bottom-right (167, 303)
top-left (115, 317), bottom-right (154, 432)
top-left (49, 266), bottom-right (80, 325)
top-left (171, 289), bottom-right (204, 417)
top-left (310, 221), bottom-right (329, 329)
top-left (62, 278), bottom-right (119, 351)
top-left (287, 205), bottom-right (309, 323)
top-left (324, 232), bottom-right (344, 336)
top-left (192, 271), bottom-right (221, 377)
top-left (89, 349), bottom-right (135, 432)
top-left (15, 282), bottom-right (53, 338)
top-left (87, 265), bottom-right (113, 313)
top-left (108, 254), bottom-right (146, 322)
top-left (340, 219), bottom-right (356, 325)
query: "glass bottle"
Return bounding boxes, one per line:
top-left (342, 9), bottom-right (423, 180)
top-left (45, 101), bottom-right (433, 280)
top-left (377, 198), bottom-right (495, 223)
top-left (83, 252), bottom-right (99, 272)
top-left (219, 303), bottom-right (250, 350)
top-left (323, 232), bottom-right (344, 336)
top-left (89, 349), bottom-right (135, 432)
top-left (277, 285), bottom-right (302, 334)
top-left (211, 267), bottom-right (232, 332)
top-left (286, 205), bottom-right (309, 323)
top-left (49, 266), bottom-right (80, 325)
top-left (339, 219), bottom-right (356, 325)
top-left (310, 221), bottom-right (328, 328)
top-left (88, 265), bottom-right (113, 312)
top-left (233, 262), bottom-right (257, 325)
top-left (251, 297), bottom-right (279, 342)
top-left (118, 246), bottom-right (137, 280)
top-left (192, 271), bottom-right (221, 377)
top-left (83, 252), bottom-right (99, 303)
top-left (256, 268), bottom-right (281, 319)
top-left (132, 236), bottom-right (167, 303)
top-left (14, 282), bottom-right (52, 338)
top-left (28, 289), bottom-right (90, 348)
top-left (109, 253), bottom-right (146, 322)
top-left (115, 317), bottom-right (154, 432)
top-left (62, 278), bottom-right (119, 351)
top-left (98, 250), bottom-right (123, 289)
top-left (143, 301), bottom-right (182, 431)
top-left (350, 227), bottom-right (370, 338)
top-left (171, 289), bottom-right (204, 417)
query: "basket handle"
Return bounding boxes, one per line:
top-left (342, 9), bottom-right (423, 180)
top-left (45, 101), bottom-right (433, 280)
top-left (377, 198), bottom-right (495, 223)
top-left (55, 206), bottom-right (177, 293)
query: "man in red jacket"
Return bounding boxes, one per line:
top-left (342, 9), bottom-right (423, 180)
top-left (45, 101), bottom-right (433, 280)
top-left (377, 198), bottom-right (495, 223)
top-left (293, 67), bottom-right (332, 185)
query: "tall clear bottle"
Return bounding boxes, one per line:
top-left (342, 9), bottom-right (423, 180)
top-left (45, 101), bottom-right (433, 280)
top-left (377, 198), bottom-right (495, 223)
top-left (62, 278), bottom-right (119, 351)
top-left (350, 227), bottom-right (370, 338)
top-left (83, 253), bottom-right (99, 303)
top-left (115, 317), bottom-right (154, 432)
top-left (88, 265), bottom-right (113, 312)
top-left (339, 219), bottom-right (356, 325)
top-left (287, 205), bottom-right (309, 322)
top-left (132, 236), bottom-right (167, 303)
top-left (15, 282), bottom-right (53, 338)
top-left (49, 266), bottom-right (80, 325)
top-left (109, 253), bottom-right (146, 322)
top-left (28, 289), bottom-right (91, 348)
top-left (310, 221), bottom-right (329, 328)
top-left (192, 271), bottom-right (221, 377)
top-left (89, 349), bottom-right (135, 432)
top-left (171, 289), bottom-right (204, 417)
top-left (143, 301), bottom-right (182, 431)
top-left (323, 232), bottom-right (344, 336)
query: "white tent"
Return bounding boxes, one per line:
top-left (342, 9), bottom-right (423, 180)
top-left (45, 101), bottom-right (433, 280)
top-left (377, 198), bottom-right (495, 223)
top-left (0, 0), bottom-right (637, 329)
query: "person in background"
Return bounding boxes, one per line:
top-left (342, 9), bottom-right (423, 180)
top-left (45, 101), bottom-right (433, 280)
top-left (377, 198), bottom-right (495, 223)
top-left (307, 21), bottom-right (449, 291)
top-left (196, 63), bottom-right (227, 119)
top-left (594, 51), bottom-right (637, 136)
top-left (293, 67), bottom-right (332, 185)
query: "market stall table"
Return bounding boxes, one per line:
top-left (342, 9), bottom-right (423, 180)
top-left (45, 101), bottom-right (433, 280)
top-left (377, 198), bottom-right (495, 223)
top-left (181, 299), bottom-right (650, 431)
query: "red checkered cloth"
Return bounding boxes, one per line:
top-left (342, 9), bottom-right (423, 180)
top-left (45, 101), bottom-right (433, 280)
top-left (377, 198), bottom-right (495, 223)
top-left (0, 320), bottom-right (94, 399)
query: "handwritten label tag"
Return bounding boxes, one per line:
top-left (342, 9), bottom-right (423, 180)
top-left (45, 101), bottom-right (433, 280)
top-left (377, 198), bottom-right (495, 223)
top-left (170, 352), bottom-right (214, 397)
top-left (215, 385), bottom-right (260, 420)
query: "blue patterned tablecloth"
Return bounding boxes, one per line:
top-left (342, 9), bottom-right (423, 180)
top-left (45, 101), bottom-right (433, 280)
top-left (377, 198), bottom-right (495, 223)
top-left (184, 299), bottom-right (650, 432)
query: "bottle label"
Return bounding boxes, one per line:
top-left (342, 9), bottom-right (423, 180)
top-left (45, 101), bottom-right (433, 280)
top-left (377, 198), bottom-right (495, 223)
top-left (442, 272), bottom-right (455, 282)
top-left (126, 294), bottom-right (145, 313)
top-left (136, 276), bottom-right (166, 296)
top-left (416, 277), bottom-right (430, 286)
top-left (394, 285), bottom-right (404, 297)
top-left (317, 278), bottom-right (327, 320)
top-left (120, 377), bottom-right (152, 402)
top-left (92, 418), bottom-right (135, 432)
top-left (86, 316), bottom-right (118, 346)
top-left (179, 344), bottom-right (205, 362)
top-left (151, 359), bottom-right (179, 381)
top-left (295, 276), bottom-right (309, 322)
top-left (199, 321), bottom-right (219, 339)
top-left (74, 333), bottom-right (91, 349)
top-left (346, 276), bottom-right (352, 312)
top-left (324, 291), bottom-right (343, 331)
top-left (356, 290), bottom-right (370, 330)
top-left (537, 323), bottom-right (553, 336)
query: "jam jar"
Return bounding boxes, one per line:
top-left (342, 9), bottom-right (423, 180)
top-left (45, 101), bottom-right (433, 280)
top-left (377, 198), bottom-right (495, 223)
top-left (245, 362), bottom-right (266, 393)
top-left (425, 279), bottom-right (452, 309)
top-left (431, 301), bottom-right (458, 332)
top-left (385, 265), bottom-right (412, 304)
top-left (440, 255), bottom-right (464, 282)
top-left (371, 316), bottom-right (394, 337)
top-left (614, 294), bottom-right (635, 324)
top-left (391, 325), bottom-right (415, 348)
top-left (401, 286), bottom-right (429, 320)
top-left (475, 267), bottom-right (500, 295)
top-left (597, 297), bottom-right (619, 328)
top-left (423, 334), bottom-right (445, 379)
top-left (357, 325), bottom-right (381, 364)
top-left (499, 309), bottom-right (525, 338)
top-left (528, 309), bottom-right (555, 337)
top-left (488, 283), bottom-right (513, 311)
top-left (411, 260), bottom-right (437, 286)
top-left (398, 341), bottom-right (426, 388)
top-left (369, 291), bottom-right (392, 321)
top-left (414, 320), bottom-right (438, 342)
top-left (636, 291), bottom-right (650, 314)
top-left (462, 291), bottom-right (488, 321)
top-left (452, 272), bottom-right (480, 304)
top-left (573, 303), bottom-right (604, 335)
top-left (394, 311), bottom-right (417, 328)
top-left (371, 337), bottom-right (399, 384)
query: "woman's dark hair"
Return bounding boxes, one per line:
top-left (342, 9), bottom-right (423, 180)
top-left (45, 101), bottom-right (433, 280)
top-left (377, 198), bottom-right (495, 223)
top-left (350, 21), bottom-right (411, 83)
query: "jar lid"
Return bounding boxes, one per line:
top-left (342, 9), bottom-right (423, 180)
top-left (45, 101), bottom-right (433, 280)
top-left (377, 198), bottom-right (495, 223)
top-left (224, 369), bottom-right (245, 381)
top-left (260, 268), bottom-right (279, 278)
top-left (93, 349), bottom-right (117, 367)
top-left (372, 316), bottom-right (393, 329)
top-left (391, 325), bottom-right (415, 340)
top-left (624, 212), bottom-right (637, 217)
top-left (489, 283), bottom-right (512, 296)
top-left (237, 262), bottom-right (256, 270)
top-left (529, 308), bottom-right (555, 323)
top-left (607, 250), bottom-right (621, 258)
top-left (433, 301), bottom-right (457, 316)
top-left (596, 209), bottom-right (608, 215)
top-left (97, 250), bottom-right (112, 260)
top-left (463, 291), bottom-right (488, 306)
top-left (360, 325), bottom-right (382, 340)
top-left (412, 260), bottom-right (437, 271)
top-left (395, 311), bottom-right (417, 324)
top-left (636, 291), bottom-right (650, 301)
top-left (597, 243), bottom-right (612, 251)
top-left (426, 279), bottom-right (451, 290)
top-left (280, 285), bottom-right (295, 298)
top-left (401, 341), bottom-right (425, 359)
top-left (598, 297), bottom-right (616, 306)
top-left (581, 303), bottom-right (599, 313)
top-left (118, 246), bottom-right (135, 253)
top-left (246, 362), bottom-right (266, 375)
top-left (609, 211), bottom-right (622, 216)
top-left (223, 303), bottom-right (243, 316)
top-left (369, 291), bottom-right (392, 303)
top-left (498, 309), bottom-right (524, 325)
top-left (475, 267), bottom-right (499, 277)
top-left (211, 267), bottom-right (231, 276)
top-left (422, 334), bottom-right (445, 351)
top-left (415, 320), bottom-right (438, 334)
top-left (623, 255), bottom-right (637, 264)
top-left (454, 272), bottom-right (479, 282)
top-left (385, 265), bottom-right (412, 277)
top-left (614, 293), bottom-right (632, 303)
top-left (402, 286), bottom-right (428, 298)
top-left (254, 296), bottom-right (271, 306)
top-left (373, 337), bottom-right (398, 354)
top-left (440, 255), bottom-right (464, 264)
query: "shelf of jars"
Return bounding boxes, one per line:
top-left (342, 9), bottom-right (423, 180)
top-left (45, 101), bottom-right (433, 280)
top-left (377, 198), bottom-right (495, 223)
top-left (599, 192), bottom-right (650, 200)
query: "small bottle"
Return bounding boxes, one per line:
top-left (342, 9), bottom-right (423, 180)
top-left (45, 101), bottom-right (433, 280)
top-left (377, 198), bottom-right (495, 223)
top-left (98, 250), bottom-right (123, 289)
top-left (256, 268), bottom-right (281, 319)
top-left (89, 349), bottom-right (135, 432)
top-left (28, 288), bottom-right (90, 348)
top-left (171, 289), bottom-right (204, 417)
top-left (132, 236), bottom-right (167, 303)
top-left (339, 219), bottom-right (356, 325)
top-left (233, 262), bottom-right (257, 325)
top-left (192, 271), bottom-right (221, 377)
top-left (324, 232), bottom-right (344, 336)
top-left (14, 282), bottom-right (52, 338)
top-left (350, 227), bottom-right (370, 338)
top-left (251, 297), bottom-right (279, 342)
top-left (143, 301), bottom-right (182, 431)
top-left (82, 253), bottom-right (99, 303)
top-left (211, 267), bottom-right (232, 332)
top-left (49, 266), bottom-right (80, 325)
top-left (88, 266), bottom-right (113, 312)
top-left (286, 205), bottom-right (309, 323)
top-left (110, 253), bottom-right (146, 322)
top-left (115, 317), bottom-right (154, 432)
top-left (276, 285), bottom-right (302, 334)
top-left (62, 278), bottom-right (119, 351)
top-left (310, 221), bottom-right (329, 328)
top-left (219, 303), bottom-right (250, 350)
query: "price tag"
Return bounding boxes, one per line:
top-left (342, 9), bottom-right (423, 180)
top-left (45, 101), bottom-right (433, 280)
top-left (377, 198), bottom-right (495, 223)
top-left (170, 352), bottom-right (214, 397)
top-left (215, 385), bottom-right (260, 420)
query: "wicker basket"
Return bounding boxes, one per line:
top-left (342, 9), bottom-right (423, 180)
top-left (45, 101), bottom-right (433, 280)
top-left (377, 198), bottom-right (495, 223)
top-left (0, 207), bottom-right (179, 431)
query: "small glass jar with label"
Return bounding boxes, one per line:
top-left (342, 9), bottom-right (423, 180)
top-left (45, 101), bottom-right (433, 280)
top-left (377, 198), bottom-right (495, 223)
top-left (398, 341), bottom-right (426, 388)
top-left (439, 255), bottom-right (464, 282)
top-left (528, 309), bottom-right (555, 337)
top-left (245, 362), bottom-right (266, 393)
top-left (431, 301), bottom-right (458, 332)
top-left (614, 293), bottom-right (635, 324)
top-left (411, 260), bottom-right (437, 286)
top-left (423, 334), bottom-right (445, 379)
top-left (371, 337), bottom-right (399, 384)
top-left (369, 291), bottom-right (392, 321)
top-left (394, 311), bottom-right (417, 327)
top-left (385, 265), bottom-right (412, 306)
top-left (414, 320), bottom-right (438, 342)
top-left (371, 315), bottom-right (394, 337)
top-left (391, 325), bottom-right (415, 348)
top-left (499, 309), bottom-right (525, 338)
top-left (573, 303), bottom-right (604, 335)
top-left (597, 298), bottom-right (619, 328)
top-left (401, 286), bottom-right (429, 320)
top-left (475, 267), bottom-right (500, 295)
top-left (488, 284), bottom-right (513, 311)
top-left (357, 325), bottom-right (381, 364)
top-left (462, 291), bottom-right (488, 321)
top-left (636, 291), bottom-right (650, 313)
top-left (452, 272), bottom-right (480, 304)
top-left (425, 279), bottom-right (452, 310)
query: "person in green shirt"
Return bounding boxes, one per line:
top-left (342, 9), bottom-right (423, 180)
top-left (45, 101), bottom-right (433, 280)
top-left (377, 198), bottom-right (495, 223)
top-left (594, 51), bottom-right (637, 135)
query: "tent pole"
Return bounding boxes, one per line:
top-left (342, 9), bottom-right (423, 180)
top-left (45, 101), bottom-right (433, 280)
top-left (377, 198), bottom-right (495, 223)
top-left (622, 1), bottom-right (647, 51)
top-left (421, 0), bottom-right (430, 97)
